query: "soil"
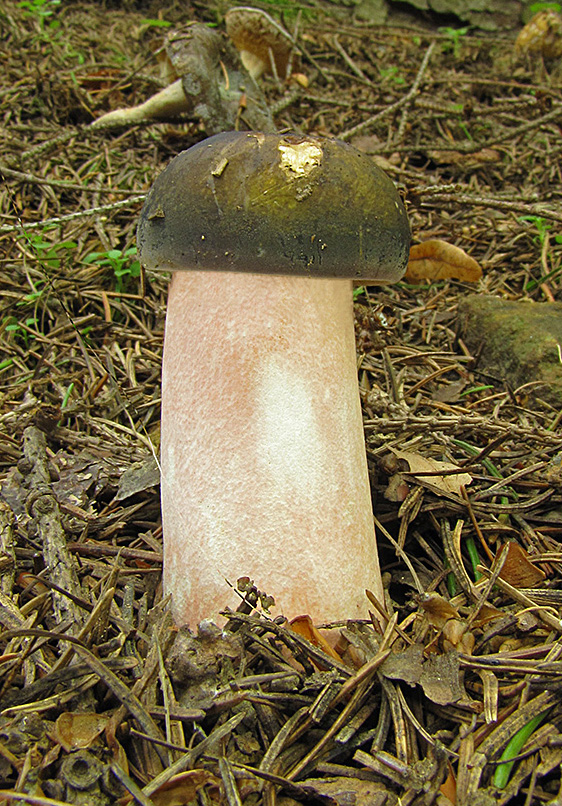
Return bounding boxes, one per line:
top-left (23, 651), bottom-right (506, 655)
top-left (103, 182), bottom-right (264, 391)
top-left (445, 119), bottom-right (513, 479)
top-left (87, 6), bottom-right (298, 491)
top-left (1, 1), bottom-right (562, 804)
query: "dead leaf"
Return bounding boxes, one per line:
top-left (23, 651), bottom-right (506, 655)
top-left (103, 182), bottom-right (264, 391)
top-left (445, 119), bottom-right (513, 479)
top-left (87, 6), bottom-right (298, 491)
top-left (289, 614), bottom-right (343, 664)
top-left (406, 240), bottom-right (482, 283)
top-left (383, 473), bottom-right (411, 503)
top-left (419, 593), bottom-right (460, 628)
top-left (471, 602), bottom-right (504, 627)
top-left (389, 448), bottom-right (472, 495)
top-left (51, 712), bottom-right (109, 753)
top-left (149, 770), bottom-right (220, 806)
top-left (433, 379), bottom-right (467, 403)
top-left (419, 593), bottom-right (475, 654)
top-left (114, 455), bottom-right (160, 502)
top-left (442, 619), bottom-right (475, 655)
top-left (381, 643), bottom-right (424, 687)
top-left (419, 651), bottom-right (467, 706)
top-left (497, 541), bottom-right (546, 588)
top-left (381, 644), bottom-right (470, 706)
top-left (302, 777), bottom-right (396, 806)
top-left (440, 761), bottom-right (457, 805)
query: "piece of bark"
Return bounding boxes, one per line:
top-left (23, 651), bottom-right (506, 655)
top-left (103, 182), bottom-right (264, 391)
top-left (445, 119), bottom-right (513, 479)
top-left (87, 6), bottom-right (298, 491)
top-left (23, 426), bottom-right (85, 632)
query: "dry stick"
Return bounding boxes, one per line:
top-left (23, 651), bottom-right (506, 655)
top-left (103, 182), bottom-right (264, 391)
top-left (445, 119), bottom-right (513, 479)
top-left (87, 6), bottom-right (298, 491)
top-left (0, 164), bottom-right (142, 194)
top-left (19, 128), bottom-right (82, 163)
top-left (141, 712), bottom-right (246, 797)
top-left (364, 413), bottom-right (562, 446)
top-left (414, 103), bottom-right (562, 155)
top-left (487, 103), bottom-right (562, 146)
top-left (331, 35), bottom-right (373, 84)
top-left (394, 41), bottom-right (435, 144)
top-left (339, 41), bottom-right (435, 142)
top-left (476, 565), bottom-right (562, 633)
top-left (0, 196), bottom-right (146, 234)
top-left (415, 189), bottom-right (562, 225)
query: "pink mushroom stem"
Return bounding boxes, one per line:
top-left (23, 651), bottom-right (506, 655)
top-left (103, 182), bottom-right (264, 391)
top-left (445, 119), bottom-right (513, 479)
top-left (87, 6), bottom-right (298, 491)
top-left (138, 131), bottom-right (410, 628)
top-left (162, 271), bottom-right (383, 627)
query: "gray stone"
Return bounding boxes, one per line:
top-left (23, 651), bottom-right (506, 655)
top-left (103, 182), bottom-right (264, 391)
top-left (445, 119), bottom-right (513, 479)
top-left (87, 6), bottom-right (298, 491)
top-left (457, 295), bottom-right (562, 406)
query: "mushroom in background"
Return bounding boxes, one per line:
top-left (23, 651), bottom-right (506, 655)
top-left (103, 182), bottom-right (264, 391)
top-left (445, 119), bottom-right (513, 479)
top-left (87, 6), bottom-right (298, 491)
top-left (137, 131), bottom-right (410, 629)
top-left (225, 6), bottom-right (296, 81)
top-left (92, 23), bottom-right (273, 133)
top-left (515, 9), bottom-right (562, 61)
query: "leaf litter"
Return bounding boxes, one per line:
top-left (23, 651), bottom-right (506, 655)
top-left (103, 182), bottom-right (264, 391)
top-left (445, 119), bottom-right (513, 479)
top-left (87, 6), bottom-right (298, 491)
top-left (1, 1), bottom-right (562, 804)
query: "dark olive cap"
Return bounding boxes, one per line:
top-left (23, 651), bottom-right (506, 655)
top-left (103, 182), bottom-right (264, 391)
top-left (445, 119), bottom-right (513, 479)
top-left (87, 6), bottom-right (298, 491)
top-left (137, 131), bottom-right (410, 281)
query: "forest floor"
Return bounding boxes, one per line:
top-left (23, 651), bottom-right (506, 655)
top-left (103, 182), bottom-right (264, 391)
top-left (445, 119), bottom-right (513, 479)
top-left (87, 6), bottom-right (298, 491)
top-left (1, 1), bottom-right (562, 804)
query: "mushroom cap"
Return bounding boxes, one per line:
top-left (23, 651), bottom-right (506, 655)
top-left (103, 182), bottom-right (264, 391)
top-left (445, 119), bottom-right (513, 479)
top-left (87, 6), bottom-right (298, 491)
top-left (137, 131), bottom-right (410, 282)
top-left (225, 6), bottom-right (293, 78)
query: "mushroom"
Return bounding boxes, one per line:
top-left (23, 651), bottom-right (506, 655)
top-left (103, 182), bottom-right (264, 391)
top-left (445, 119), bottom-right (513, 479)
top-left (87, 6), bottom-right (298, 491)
top-left (92, 23), bottom-right (273, 133)
top-left (225, 6), bottom-right (294, 80)
top-left (137, 131), bottom-right (410, 628)
top-left (515, 9), bottom-right (562, 61)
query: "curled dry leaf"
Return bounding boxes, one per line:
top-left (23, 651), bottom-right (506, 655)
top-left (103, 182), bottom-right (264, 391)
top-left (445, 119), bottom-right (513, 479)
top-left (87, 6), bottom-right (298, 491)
top-left (497, 541), bottom-right (546, 588)
top-left (515, 10), bottom-right (562, 60)
top-left (289, 614), bottom-right (344, 664)
top-left (405, 239), bottom-right (482, 283)
top-left (301, 777), bottom-right (398, 806)
top-left (418, 592), bottom-right (459, 628)
top-left (51, 712), bottom-right (109, 753)
top-left (148, 770), bottom-right (221, 806)
top-left (389, 448), bottom-right (473, 496)
top-left (382, 643), bottom-right (469, 706)
top-left (419, 593), bottom-right (475, 654)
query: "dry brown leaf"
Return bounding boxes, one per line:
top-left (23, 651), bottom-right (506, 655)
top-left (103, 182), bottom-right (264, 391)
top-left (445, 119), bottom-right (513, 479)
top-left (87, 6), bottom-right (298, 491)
top-left (440, 761), bottom-right (457, 805)
top-left (149, 770), bottom-right (220, 806)
top-left (419, 593), bottom-right (475, 654)
top-left (497, 541), bottom-right (546, 588)
top-left (406, 240), bottom-right (482, 283)
top-left (382, 644), bottom-right (468, 706)
top-left (471, 602), bottom-right (504, 627)
top-left (419, 651), bottom-right (468, 706)
top-left (383, 472), bottom-right (411, 502)
top-left (419, 593), bottom-right (459, 628)
top-left (389, 448), bottom-right (472, 495)
top-left (442, 619), bottom-right (475, 654)
top-left (301, 777), bottom-right (397, 806)
top-left (51, 712), bottom-right (109, 753)
top-left (289, 614), bottom-right (343, 663)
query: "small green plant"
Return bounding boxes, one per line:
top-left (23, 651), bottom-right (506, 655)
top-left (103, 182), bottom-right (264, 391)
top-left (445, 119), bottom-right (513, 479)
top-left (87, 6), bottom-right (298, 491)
top-left (528, 2), bottom-right (561, 14)
top-left (378, 66), bottom-right (405, 85)
top-left (140, 18), bottom-right (172, 28)
top-left (4, 315), bottom-right (39, 348)
top-left (519, 215), bottom-right (562, 291)
top-left (18, 0), bottom-right (61, 32)
top-left (25, 234), bottom-right (78, 271)
top-left (519, 214), bottom-right (562, 246)
top-left (3, 278), bottom-right (49, 348)
top-left (438, 26), bottom-right (469, 59)
top-left (84, 247), bottom-right (141, 293)
top-left (493, 709), bottom-right (551, 789)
